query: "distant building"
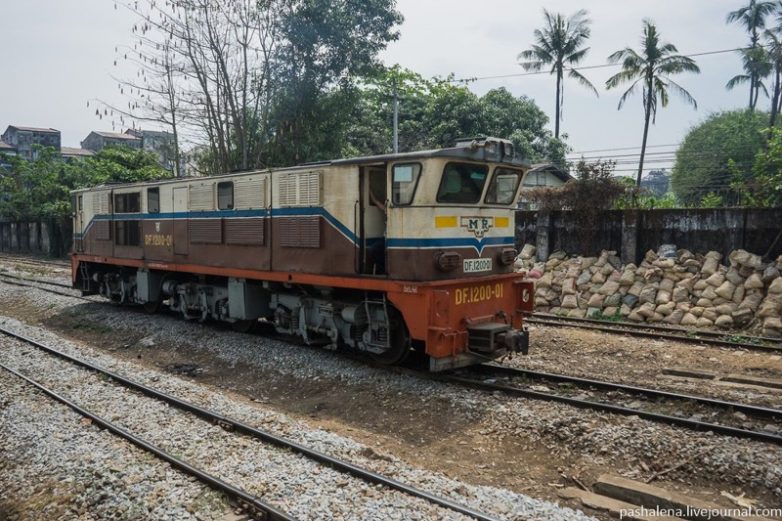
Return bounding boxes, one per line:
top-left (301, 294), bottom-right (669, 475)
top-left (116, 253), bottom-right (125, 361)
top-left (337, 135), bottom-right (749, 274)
top-left (61, 146), bottom-right (94, 161)
top-left (641, 169), bottom-right (671, 196)
top-left (518, 163), bottom-right (573, 210)
top-left (125, 128), bottom-right (176, 172)
top-left (1, 125), bottom-right (61, 160)
top-left (80, 131), bottom-right (142, 152)
top-left (0, 140), bottom-right (16, 156)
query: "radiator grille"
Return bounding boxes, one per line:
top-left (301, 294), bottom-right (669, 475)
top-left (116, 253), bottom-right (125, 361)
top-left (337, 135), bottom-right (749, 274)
top-left (279, 217), bottom-right (320, 248)
top-left (278, 171), bottom-right (321, 207)
top-left (189, 219), bottom-right (222, 243)
top-left (189, 184), bottom-right (214, 211)
top-left (225, 219), bottom-right (264, 245)
top-left (234, 178), bottom-right (266, 209)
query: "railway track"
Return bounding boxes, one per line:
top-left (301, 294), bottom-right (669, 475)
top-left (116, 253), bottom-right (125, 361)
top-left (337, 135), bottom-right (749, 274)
top-left (3, 269), bottom-right (782, 445)
top-left (0, 325), bottom-right (501, 521)
top-left (0, 253), bottom-right (69, 269)
top-left (442, 364), bottom-right (782, 445)
top-left (528, 313), bottom-right (782, 352)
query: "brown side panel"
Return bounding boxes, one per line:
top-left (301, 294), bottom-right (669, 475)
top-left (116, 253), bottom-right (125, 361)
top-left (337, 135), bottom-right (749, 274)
top-left (387, 245), bottom-right (513, 281)
top-left (173, 220), bottom-right (188, 255)
top-left (272, 216), bottom-right (355, 275)
top-left (142, 220), bottom-right (174, 262)
top-left (86, 220), bottom-right (113, 257)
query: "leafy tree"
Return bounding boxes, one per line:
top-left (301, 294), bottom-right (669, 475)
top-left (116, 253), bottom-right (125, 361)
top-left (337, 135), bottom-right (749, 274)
top-left (726, 0), bottom-right (776, 110)
top-left (700, 192), bottom-right (725, 207)
top-left (671, 110), bottom-right (768, 205)
top-left (606, 20), bottom-right (700, 186)
top-left (117, 0), bottom-right (403, 172)
top-left (0, 146), bottom-right (171, 222)
top-left (732, 126), bottom-right (782, 206)
top-left (518, 9), bottom-right (598, 139)
top-left (344, 68), bottom-right (567, 164)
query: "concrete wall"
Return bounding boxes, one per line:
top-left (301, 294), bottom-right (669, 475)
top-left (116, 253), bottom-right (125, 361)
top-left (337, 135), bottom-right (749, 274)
top-left (516, 208), bottom-right (782, 263)
top-left (0, 220), bottom-right (71, 257)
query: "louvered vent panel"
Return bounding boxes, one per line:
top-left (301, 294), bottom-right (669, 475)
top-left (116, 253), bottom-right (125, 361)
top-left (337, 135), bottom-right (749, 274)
top-left (234, 178), bottom-right (266, 209)
top-left (92, 192), bottom-right (110, 214)
top-left (189, 220), bottom-right (222, 243)
top-left (189, 184), bottom-right (214, 211)
top-left (93, 221), bottom-right (111, 241)
top-left (278, 174), bottom-right (296, 206)
top-left (300, 171), bottom-right (321, 206)
top-left (81, 193), bottom-right (92, 216)
top-left (278, 172), bottom-right (321, 207)
top-left (225, 220), bottom-right (264, 245)
top-left (279, 217), bottom-right (320, 248)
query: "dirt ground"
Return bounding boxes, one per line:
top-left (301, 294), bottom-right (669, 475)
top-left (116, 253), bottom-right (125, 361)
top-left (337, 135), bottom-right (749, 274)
top-left (2, 260), bottom-right (781, 518)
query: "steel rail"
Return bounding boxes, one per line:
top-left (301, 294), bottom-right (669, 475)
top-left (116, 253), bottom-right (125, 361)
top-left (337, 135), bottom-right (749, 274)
top-left (0, 326), bottom-right (501, 521)
top-left (0, 361), bottom-right (295, 521)
top-left (0, 274), bottom-right (92, 301)
top-left (438, 373), bottom-right (782, 445)
top-left (472, 365), bottom-right (782, 420)
top-left (533, 312), bottom-right (781, 344)
top-left (0, 271), bottom-right (72, 288)
top-left (526, 316), bottom-right (782, 353)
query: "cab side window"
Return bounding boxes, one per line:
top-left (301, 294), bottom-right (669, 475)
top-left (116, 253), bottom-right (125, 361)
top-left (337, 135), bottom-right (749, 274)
top-left (217, 181), bottom-right (234, 210)
top-left (391, 163), bottom-right (421, 205)
top-left (148, 187), bottom-right (160, 213)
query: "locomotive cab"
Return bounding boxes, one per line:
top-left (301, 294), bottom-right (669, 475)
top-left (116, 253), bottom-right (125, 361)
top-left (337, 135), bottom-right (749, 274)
top-left (370, 137), bottom-right (534, 370)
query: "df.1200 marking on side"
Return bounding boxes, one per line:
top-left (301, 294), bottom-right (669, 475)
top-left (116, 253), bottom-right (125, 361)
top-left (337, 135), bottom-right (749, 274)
top-left (454, 283), bottom-right (504, 305)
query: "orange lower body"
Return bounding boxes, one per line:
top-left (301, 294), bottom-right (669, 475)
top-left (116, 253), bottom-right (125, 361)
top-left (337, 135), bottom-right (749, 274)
top-left (72, 254), bottom-right (534, 364)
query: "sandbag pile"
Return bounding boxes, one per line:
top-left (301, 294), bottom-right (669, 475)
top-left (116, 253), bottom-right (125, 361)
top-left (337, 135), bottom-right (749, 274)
top-left (515, 245), bottom-right (782, 337)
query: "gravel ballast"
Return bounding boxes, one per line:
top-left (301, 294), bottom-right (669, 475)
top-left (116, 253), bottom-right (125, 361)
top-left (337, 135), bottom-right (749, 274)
top-left (1, 264), bottom-right (782, 514)
top-left (0, 309), bottom-right (594, 521)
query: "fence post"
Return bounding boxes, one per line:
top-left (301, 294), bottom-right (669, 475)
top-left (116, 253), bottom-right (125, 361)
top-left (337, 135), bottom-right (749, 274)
top-left (536, 211), bottom-right (551, 262)
top-left (621, 210), bottom-right (639, 264)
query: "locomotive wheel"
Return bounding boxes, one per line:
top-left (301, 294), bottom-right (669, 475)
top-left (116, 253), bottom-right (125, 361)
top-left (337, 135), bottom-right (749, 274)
top-left (369, 310), bottom-right (410, 366)
top-left (232, 319), bottom-right (255, 333)
top-left (143, 300), bottom-right (161, 314)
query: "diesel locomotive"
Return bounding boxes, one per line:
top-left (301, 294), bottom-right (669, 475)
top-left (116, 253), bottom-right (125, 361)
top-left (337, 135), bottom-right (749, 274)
top-left (71, 137), bottom-right (534, 370)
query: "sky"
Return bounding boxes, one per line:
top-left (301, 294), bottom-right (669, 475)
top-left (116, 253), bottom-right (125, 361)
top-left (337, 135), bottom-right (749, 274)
top-left (0, 0), bottom-right (759, 176)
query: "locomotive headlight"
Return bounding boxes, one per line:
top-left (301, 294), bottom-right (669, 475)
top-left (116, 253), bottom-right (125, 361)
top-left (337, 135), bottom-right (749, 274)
top-left (498, 248), bottom-right (518, 266)
top-left (436, 251), bottom-right (461, 272)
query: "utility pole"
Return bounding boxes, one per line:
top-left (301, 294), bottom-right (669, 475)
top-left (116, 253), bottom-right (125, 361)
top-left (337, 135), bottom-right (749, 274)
top-left (392, 81), bottom-right (399, 154)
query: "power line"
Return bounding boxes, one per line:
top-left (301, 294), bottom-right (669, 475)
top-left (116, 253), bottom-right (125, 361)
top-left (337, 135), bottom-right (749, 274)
top-left (452, 46), bottom-right (751, 83)
top-left (569, 143), bottom-right (680, 155)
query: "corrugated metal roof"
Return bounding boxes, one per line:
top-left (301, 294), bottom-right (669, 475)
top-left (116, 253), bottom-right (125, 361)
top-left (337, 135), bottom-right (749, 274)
top-left (529, 163), bottom-right (572, 183)
top-left (61, 147), bottom-right (94, 157)
top-left (0, 140), bottom-right (16, 150)
top-left (92, 131), bottom-right (141, 140)
top-left (6, 125), bottom-right (60, 133)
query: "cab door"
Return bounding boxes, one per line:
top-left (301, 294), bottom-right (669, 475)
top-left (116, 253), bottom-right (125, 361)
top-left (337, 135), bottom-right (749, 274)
top-left (172, 186), bottom-right (189, 256)
top-left (358, 165), bottom-right (387, 275)
top-left (73, 194), bottom-right (84, 252)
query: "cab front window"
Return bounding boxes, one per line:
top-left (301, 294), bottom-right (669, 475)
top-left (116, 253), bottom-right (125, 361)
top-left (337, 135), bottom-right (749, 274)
top-left (436, 163), bottom-right (489, 204)
top-left (485, 167), bottom-right (523, 205)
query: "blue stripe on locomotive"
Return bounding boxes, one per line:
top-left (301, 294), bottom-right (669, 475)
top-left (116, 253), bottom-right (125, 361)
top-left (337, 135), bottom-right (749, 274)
top-left (75, 208), bottom-right (513, 254)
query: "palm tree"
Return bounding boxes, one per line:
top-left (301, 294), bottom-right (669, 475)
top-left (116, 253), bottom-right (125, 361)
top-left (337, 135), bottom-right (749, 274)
top-left (518, 9), bottom-right (598, 139)
top-left (606, 20), bottom-right (700, 187)
top-left (726, 47), bottom-right (772, 110)
top-left (764, 28), bottom-right (782, 128)
top-left (726, 0), bottom-right (776, 110)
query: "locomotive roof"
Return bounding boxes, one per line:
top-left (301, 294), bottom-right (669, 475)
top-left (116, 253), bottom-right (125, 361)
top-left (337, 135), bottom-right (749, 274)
top-left (71, 140), bottom-right (530, 194)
